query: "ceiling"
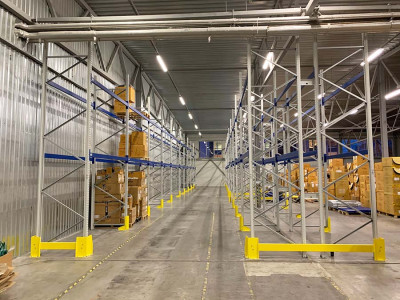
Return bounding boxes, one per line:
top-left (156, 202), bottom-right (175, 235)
top-left (83, 0), bottom-right (400, 140)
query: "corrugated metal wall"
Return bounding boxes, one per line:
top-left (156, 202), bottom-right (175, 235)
top-left (195, 159), bottom-right (225, 187)
top-left (0, 0), bottom-right (132, 256)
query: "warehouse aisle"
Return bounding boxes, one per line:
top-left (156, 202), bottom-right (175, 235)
top-left (1, 186), bottom-right (347, 300)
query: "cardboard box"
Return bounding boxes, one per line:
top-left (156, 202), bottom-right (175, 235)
top-left (353, 155), bottom-right (368, 166)
top-left (114, 86), bottom-right (135, 115)
top-left (0, 250), bottom-right (13, 268)
top-left (95, 202), bottom-right (122, 224)
top-left (95, 183), bottom-right (124, 195)
top-left (127, 186), bottom-right (143, 204)
top-left (382, 157), bottom-right (400, 168)
top-left (130, 131), bottom-right (147, 145)
top-left (105, 166), bottom-right (122, 175)
top-left (130, 144), bottom-right (148, 158)
top-left (96, 171), bottom-right (124, 184)
top-left (115, 85), bottom-right (135, 102)
top-left (329, 159), bottom-right (343, 168)
top-left (95, 193), bottom-right (122, 203)
top-left (375, 162), bottom-right (383, 171)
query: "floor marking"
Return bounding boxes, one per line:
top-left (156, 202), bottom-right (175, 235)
top-left (52, 214), bottom-right (164, 300)
top-left (201, 212), bottom-right (215, 300)
top-left (236, 223), bottom-right (255, 300)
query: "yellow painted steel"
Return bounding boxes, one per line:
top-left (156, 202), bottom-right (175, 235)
top-left (373, 238), bottom-right (386, 261)
top-left (258, 243), bottom-right (375, 253)
top-left (239, 215), bottom-right (250, 232)
top-left (234, 205), bottom-right (240, 218)
top-left (244, 237), bottom-right (259, 259)
top-left (244, 236), bottom-right (385, 261)
top-left (167, 194), bottom-right (173, 203)
top-left (118, 216), bottom-right (130, 231)
top-left (324, 217), bottom-right (331, 233)
top-left (176, 190), bottom-right (181, 198)
top-left (31, 235), bottom-right (94, 257)
top-left (75, 235), bottom-right (93, 257)
top-left (30, 236), bottom-right (41, 257)
top-left (147, 205), bottom-right (151, 217)
top-left (157, 199), bottom-right (164, 209)
top-left (41, 242), bottom-right (76, 250)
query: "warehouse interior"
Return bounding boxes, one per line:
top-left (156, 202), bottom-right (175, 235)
top-left (1, 0), bottom-right (400, 299)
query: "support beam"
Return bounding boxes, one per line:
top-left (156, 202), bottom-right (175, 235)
top-left (304, 0), bottom-right (319, 16)
top-left (379, 63), bottom-right (389, 157)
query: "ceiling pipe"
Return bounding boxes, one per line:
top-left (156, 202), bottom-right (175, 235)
top-left (15, 21), bottom-right (400, 42)
top-left (17, 12), bottom-right (400, 32)
top-left (32, 5), bottom-right (400, 23)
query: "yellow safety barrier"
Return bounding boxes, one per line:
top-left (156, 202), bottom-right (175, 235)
top-left (147, 205), bottom-right (151, 217)
top-left (176, 190), bottom-right (181, 198)
top-left (239, 215), bottom-right (250, 232)
top-left (244, 237), bottom-right (385, 261)
top-left (31, 235), bottom-right (93, 258)
top-left (167, 194), bottom-right (173, 203)
top-left (118, 215), bottom-right (130, 231)
top-left (157, 199), bottom-right (164, 209)
top-left (324, 217), bottom-right (331, 233)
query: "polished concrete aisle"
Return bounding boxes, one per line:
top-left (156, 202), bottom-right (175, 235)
top-left (2, 186), bottom-right (398, 299)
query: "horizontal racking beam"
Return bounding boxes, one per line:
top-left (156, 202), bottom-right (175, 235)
top-left (44, 152), bottom-right (194, 169)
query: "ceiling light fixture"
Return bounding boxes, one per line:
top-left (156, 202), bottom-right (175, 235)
top-left (349, 108), bottom-right (358, 115)
top-left (188, 113), bottom-right (193, 119)
top-left (179, 96), bottom-right (185, 105)
top-left (156, 55), bottom-right (168, 72)
top-left (262, 52), bottom-right (274, 70)
top-left (360, 48), bottom-right (384, 66)
top-left (199, 132), bottom-right (202, 136)
top-left (194, 124), bottom-right (198, 129)
top-left (385, 88), bottom-right (400, 100)
top-left (294, 112), bottom-right (299, 117)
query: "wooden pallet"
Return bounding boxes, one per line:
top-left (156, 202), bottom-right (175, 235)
top-left (305, 198), bottom-right (318, 203)
top-left (378, 211), bottom-right (400, 218)
top-left (116, 111), bottom-right (150, 120)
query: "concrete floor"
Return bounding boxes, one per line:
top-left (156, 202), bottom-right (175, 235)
top-left (1, 186), bottom-right (399, 300)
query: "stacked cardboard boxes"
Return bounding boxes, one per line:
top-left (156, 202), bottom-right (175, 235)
top-left (0, 248), bottom-right (14, 293)
top-left (118, 132), bottom-right (148, 159)
top-left (130, 131), bottom-right (148, 159)
top-left (128, 171), bottom-right (148, 218)
top-left (94, 167), bottom-right (125, 225)
top-left (114, 85), bottom-right (135, 115)
top-left (381, 157), bottom-right (400, 216)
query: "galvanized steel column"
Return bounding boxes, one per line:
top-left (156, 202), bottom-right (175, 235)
top-left (35, 41), bottom-right (49, 236)
top-left (124, 74), bottom-right (130, 222)
top-left (247, 42), bottom-right (255, 237)
top-left (313, 35), bottom-right (326, 245)
top-left (295, 37), bottom-right (307, 244)
top-left (363, 33), bottom-right (378, 238)
top-left (83, 41), bottom-right (93, 237)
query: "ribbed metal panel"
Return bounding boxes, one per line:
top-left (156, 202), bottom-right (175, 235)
top-left (0, 0), bottom-right (134, 256)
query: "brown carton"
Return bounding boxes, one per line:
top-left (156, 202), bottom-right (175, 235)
top-left (130, 131), bottom-right (147, 145)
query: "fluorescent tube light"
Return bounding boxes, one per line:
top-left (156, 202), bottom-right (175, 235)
top-left (262, 52), bottom-right (274, 70)
top-left (194, 124), bottom-right (198, 129)
top-left (156, 55), bottom-right (168, 72)
top-left (385, 88), bottom-right (400, 100)
top-left (179, 96), bottom-right (185, 105)
top-left (188, 113), bottom-right (193, 119)
top-left (199, 132), bottom-right (202, 136)
top-left (360, 48), bottom-right (384, 66)
top-left (349, 108), bottom-right (358, 115)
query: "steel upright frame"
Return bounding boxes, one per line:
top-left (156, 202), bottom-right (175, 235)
top-left (31, 40), bottom-right (195, 258)
top-left (226, 34), bottom-right (385, 262)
